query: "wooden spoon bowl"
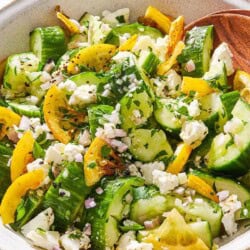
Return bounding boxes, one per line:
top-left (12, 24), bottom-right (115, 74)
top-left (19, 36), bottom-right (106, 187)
top-left (185, 13), bottom-right (250, 73)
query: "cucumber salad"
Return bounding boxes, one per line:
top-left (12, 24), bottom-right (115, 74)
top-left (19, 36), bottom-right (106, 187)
top-left (1, 5), bottom-right (250, 250)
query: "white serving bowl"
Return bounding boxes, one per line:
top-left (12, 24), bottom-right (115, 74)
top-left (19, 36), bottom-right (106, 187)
top-left (0, 0), bottom-right (250, 249)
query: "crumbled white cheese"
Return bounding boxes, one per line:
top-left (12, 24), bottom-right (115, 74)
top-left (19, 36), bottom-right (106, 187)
top-left (187, 99), bottom-right (200, 117)
top-left (178, 172), bottom-right (188, 185)
top-left (45, 143), bottom-right (84, 165)
top-left (131, 109), bottom-right (146, 126)
top-left (96, 123), bottom-right (127, 139)
top-left (102, 8), bottom-right (129, 26)
top-left (152, 170), bottom-right (179, 194)
top-left (69, 84), bottom-right (97, 107)
top-left (217, 190), bottom-right (230, 202)
top-left (60, 230), bottom-right (91, 250)
top-left (117, 231), bottom-right (153, 250)
top-left (180, 120), bottom-right (208, 149)
top-left (58, 79), bottom-right (77, 93)
top-left (119, 33), bottom-right (132, 45)
top-left (152, 70), bottom-right (181, 98)
top-left (87, 15), bottom-right (111, 44)
top-left (210, 42), bottom-right (234, 76)
top-left (139, 161), bottom-right (165, 184)
top-left (15, 116), bottom-right (54, 140)
top-left (132, 35), bottom-right (155, 53)
top-left (26, 230), bottom-right (60, 250)
top-left (220, 194), bottom-right (242, 236)
top-left (78, 130), bottom-right (92, 147)
top-left (61, 233), bottom-right (81, 250)
top-left (59, 188), bottom-right (71, 197)
top-left (112, 51), bottom-right (136, 66)
top-left (21, 208), bottom-right (54, 237)
top-left (128, 164), bottom-right (142, 177)
top-left (25, 95), bottom-right (39, 105)
top-left (224, 117), bottom-right (244, 135)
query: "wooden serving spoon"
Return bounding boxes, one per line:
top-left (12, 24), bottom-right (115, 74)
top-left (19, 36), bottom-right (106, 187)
top-left (185, 13), bottom-right (250, 73)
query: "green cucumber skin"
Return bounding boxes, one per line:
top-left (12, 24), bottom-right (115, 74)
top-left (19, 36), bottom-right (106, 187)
top-left (8, 102), bottom-right (41, 118)
top-left (209, 145), bottom-right (250, 176)
top-left (30, 26), bottom-right (67, 65)
top-left (86, 177), bottom-right (144, 250)
top-left (105, 22), bottom-right (163, 45)
top-left (69, 72), bottom-right (108, 87)
top-left (88, 104), bottom-right (114, 138)
top-left (191, 169), bottom-right (250, 220)
top-left (220, 91), bottom-right (240, 120)
top-left (177, 25), bottom-right (214, 77)
top-left (188, 221), bottom-right (212, 249)
top-left (130, 186), bottom-right (173, 224)
top-left (11, 191), bottom-right (43, 230)
top-left (140, 52), bottom-right (160, 75)
top-left (42, 162), bottom-right (90, 231)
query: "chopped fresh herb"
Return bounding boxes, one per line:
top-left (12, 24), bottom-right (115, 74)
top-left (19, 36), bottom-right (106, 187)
top-left (101, 144), bottom-right (112, 159)
top-left (88, 161), bottom-right (97, 169)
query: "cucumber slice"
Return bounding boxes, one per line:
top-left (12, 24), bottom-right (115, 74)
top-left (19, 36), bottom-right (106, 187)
top-left (191, 170), bottom-right (250, 220)
top-left (55, 48), bottom-right (81, 72)
top-left (3, 53), bottom-right (40, 96)
top-left (220, 91), bottom-right (240, 120)
top-left (86, 177), bottom-right (144, 250)
top-left (232, 98), bottom-right (250, 123)
top-left (207, 124), bottom-right (250, 176)
top-left (8, 102), bottom-right (41, 118)
top-left (105, 22), bottom-right (163, 45)
top-left (154, 97), bottom-right (186, 134)
top-left (188, 221), bottom-right (212, 249)
top-left (69, 71), bottom-right (108, 87)
top-left (177, 25), bottom-right (214, 77)
top-left (129, 128), bottom-right (173, 162)
top-left (42, 162), bottom-right (90, 231)
top-left (198, 92), bottom-right (223, 129)
top-left (120, 83), bottom-right (154, 131)
top-left (138, 51), bottom-right (160, 75)
top-left (30, 26), bottom-right (67, 65)
top-left (204, 62), bottom-right (228, 91)
top-left (11, 190), bottom-right (43, 230)
top-left (208, 99), bottom-right (250, 176)
top-left (88, 104), bottom-right (114, 137)
top-left (184, 196), bottom-right (222, 237)
top-left (130, 186), bottom-right (176, 224)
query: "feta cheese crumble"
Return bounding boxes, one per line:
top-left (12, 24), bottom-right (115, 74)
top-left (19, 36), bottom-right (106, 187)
top-left (152, 170), bottom-right (187, 195)
top-left (219, 194), bottom-right (241, 236)
top-left (69, 84), bottom-right (97, 107)
top-left (180, 120), bottom-right (208, 148)
top-left (210, 42), bottom-right (234, 76)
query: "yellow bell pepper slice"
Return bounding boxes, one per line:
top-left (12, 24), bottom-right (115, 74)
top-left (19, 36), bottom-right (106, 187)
top-left (67, 44), bottom-right (117, 75)
top-left (0, 106), bottom-right (21, 140)
top-left (0, 169), bottom-right (45, 224)
top-left (145, 6), bottom-right (171, 34)
top-left (167, 142), bottom-right (192, 174)
top-left (56, 11), bottom-right (80, 34)
top-left (187, 174), bottom-right (219, 203)
top-left (233, 70), bottom-right (250, 91)
top-left (157, 41), bottom-right (185, 75)
top-left (84, 137), bottom-right (123, 186)
top-left (43, 85), bottom-right (71, 144)
top-left (166, 16), bottom-right (184, 57)
top-left (10, 131), bottom-right (35, 182)
top-left (142, 208), bottom-right (209, 250)
top-left (181, 76), bottom-right (214, 97)
top-left (119, 34), bottom-right (138, 51)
